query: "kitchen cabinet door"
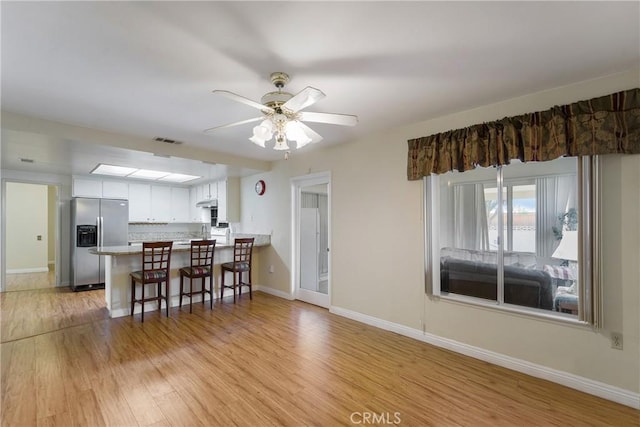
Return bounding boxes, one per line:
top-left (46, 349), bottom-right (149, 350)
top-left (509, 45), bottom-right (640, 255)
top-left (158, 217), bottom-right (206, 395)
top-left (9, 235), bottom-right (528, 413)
top-left (200, 182), bottom-right (217, 201)
top-left (102, 181), bottom-right (129, 199)
top-left (128, 183), bottom-right (151, 222)
top-left (150, 185), bottom-right (171, 222)
top-left (73, 178), bottom-right (102, 198)
top-left (190, 186), bottom-right (206, 223)
top-left (170, 187), bottom-right (190, 222)
top-left (217, 178), bottom-right (240, 222)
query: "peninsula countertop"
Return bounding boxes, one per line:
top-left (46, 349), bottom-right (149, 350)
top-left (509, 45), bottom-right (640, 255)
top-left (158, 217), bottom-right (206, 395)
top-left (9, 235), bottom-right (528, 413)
top-left (90, 234), bottom-right (270, 256)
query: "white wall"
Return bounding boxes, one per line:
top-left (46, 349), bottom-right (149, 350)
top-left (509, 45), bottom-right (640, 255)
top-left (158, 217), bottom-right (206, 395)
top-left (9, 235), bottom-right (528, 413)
top-left (6, 182), bottom-right (48, 272)
top-left (242, 68), bottom-right (640, 396)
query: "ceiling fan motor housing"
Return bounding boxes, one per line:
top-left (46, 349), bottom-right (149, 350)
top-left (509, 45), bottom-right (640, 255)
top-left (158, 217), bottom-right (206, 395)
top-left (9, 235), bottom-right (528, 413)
top-left (270, 72), bottom-right (289, 88)
top-left (261, 91), bottom-right (293, 108)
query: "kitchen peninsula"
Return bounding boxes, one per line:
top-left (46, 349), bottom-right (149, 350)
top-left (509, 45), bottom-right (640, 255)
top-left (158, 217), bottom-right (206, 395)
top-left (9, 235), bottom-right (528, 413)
top-left (90, 234), bottom-right (270, 318)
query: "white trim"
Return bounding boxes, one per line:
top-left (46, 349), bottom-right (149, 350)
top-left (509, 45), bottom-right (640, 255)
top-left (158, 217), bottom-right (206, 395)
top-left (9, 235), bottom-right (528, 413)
top-left (330, 305), bottom-right (640, 409)
top-left (6, 267), bottom-right (49, 274)
top-left (255, 285), bottom-right (294, 300)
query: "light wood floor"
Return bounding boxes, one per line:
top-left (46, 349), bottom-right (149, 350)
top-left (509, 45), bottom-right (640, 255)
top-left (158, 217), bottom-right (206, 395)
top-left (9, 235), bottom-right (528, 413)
top-left (0, 287), bottom-right (109, 343)
top-left (1, 291), bottom-right (638, 426)
top-left (4, 268), bottom-right (56, 292)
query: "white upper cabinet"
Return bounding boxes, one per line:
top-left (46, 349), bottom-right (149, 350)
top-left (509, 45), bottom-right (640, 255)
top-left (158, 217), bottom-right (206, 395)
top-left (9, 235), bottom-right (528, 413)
top-left (170, 187), bottom-right (190, 222)
top-left (189, 187), bottom-right (207, 223)
top-left (128, 183), bottom-right (152, 222)
top-left (72, 178), bottom-right (102, 198)
top-left (217, 178), bottom-right (240, 222)
top-left (150, 185), bottom-right (171, 222)
top-left (102, 181), bottom-right (129, 199)
top-left (201, 182), bottom-right (217, 200)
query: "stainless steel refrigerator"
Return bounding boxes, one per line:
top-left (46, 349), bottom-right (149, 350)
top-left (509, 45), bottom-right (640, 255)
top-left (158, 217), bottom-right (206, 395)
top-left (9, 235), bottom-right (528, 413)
top-left (71, 198), bottom-right (129, 291)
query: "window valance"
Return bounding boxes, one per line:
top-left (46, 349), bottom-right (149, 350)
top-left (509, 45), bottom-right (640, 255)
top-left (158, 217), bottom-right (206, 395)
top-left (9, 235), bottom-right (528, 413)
top-left (407, 88), bottom-right (640, 179)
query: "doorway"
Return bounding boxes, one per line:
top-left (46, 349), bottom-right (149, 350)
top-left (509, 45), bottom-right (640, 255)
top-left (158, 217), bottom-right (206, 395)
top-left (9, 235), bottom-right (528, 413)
top-left (292, 172), bottom-right (330, 308)
top-left (2, 181), bottom-right (59, 292)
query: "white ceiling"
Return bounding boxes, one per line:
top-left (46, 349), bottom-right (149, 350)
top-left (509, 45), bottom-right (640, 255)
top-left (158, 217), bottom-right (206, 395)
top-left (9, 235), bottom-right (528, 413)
top-left (1, 1), bottom-right (639, 177)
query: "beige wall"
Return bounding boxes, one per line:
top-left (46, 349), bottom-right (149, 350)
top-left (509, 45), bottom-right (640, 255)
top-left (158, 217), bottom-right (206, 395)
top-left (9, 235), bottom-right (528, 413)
top-left (243, 68), bottom-right (640, 394)
top-left (6, 182), bottom-right (49, 272)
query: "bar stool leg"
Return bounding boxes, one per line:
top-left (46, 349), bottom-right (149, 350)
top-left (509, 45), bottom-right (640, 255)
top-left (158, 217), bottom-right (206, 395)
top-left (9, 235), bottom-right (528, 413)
top-left (221, 269), bottom-right (225, 300)
top-left (141, 283), bottom-right (145, 323)
top-left (233, 270), bottom-right (237, 303)
top-left (180, 274), bottom-right (184, 308)
top-left (166, 281), bottom-right (170, 317)
top-left (131, 278), bottom-right (135, 316)
top-left (189, 278), bottom-right (193, 314)
top-left (209, 276), bottom-right (214, 310)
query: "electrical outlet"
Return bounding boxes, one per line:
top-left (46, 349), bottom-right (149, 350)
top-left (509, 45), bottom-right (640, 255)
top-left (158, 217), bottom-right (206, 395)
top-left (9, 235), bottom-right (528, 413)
top-left (611, 332), bottom-right (623, 350)
top-left (269, 265), bottom-right (275, 274)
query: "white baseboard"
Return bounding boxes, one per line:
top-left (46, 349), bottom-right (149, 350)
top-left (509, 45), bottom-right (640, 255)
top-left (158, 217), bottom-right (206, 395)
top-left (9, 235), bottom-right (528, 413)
top-left (6, 267), bottom-right (49, 274)
top-left (330, 305), bottom-right (640, 409)
top-left (255, 285), bottom-right (294, 300)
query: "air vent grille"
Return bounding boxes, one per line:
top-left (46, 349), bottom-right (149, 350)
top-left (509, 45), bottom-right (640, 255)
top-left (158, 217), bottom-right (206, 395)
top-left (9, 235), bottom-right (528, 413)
top-left (153, 137), bottom-right (183, 145)
top-left (20, 158), bottom-right (35, 163)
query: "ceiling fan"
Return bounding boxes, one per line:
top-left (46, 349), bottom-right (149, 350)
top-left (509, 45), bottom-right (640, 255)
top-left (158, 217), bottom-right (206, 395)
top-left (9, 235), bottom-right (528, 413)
top-left (204, 72), bottom-right (358, 152)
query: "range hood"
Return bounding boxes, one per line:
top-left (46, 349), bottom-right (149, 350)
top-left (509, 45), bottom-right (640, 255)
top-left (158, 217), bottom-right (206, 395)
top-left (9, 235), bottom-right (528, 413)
top-left (196, 199), bottom-right (218, 208)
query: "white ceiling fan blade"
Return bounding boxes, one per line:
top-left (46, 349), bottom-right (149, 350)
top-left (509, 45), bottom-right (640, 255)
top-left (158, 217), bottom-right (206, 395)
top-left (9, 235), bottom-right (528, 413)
top-left (212, 90), bottom-right (274, 113)
top-left (282, 86), bottom-right (325, 112)
top-left (298, 122), bottom-right (323, 143)
top-left (299, 111), bottom-right (358, 126)
top-left (203, 117), bottom-right (262, 133)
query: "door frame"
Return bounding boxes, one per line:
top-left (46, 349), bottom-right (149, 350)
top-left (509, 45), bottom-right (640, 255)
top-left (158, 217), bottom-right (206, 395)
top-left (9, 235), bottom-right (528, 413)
top-left (1, 179), bottom-right (61, 292)
top-left (291, 171), bottom-right (331, 308)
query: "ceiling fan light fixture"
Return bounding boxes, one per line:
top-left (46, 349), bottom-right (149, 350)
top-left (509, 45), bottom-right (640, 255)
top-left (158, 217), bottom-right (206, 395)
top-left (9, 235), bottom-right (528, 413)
top-left (252, 123), bottom-right (272, 141)
top-left (249, 134), bottom-right (267, 147)
top-left (273, 136), bottom-right (290, 151)
top-left (295, 135), bottom-right (313, 149)
top-left (208, 71), bottom-right (358, 157)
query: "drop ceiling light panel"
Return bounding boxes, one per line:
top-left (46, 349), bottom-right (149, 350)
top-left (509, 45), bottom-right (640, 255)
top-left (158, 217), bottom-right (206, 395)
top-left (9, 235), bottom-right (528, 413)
top-left (128, 169), bottom-right (170, 179)
top-left (158, 173), bottom-right (200, 183)
top-left (91, 164), bottom-right (137, 176)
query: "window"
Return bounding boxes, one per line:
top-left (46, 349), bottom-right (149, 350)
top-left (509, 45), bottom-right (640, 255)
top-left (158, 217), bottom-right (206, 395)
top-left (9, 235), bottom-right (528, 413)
top-left (426, 157), bottom-right (599, 322)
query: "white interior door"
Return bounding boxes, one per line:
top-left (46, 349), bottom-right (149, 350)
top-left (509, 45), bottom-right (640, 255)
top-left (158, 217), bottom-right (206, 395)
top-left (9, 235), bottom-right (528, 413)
top-left (292, 172), bottom-right (330, 308)
top-left (300, 208), bottom-right (319, 292)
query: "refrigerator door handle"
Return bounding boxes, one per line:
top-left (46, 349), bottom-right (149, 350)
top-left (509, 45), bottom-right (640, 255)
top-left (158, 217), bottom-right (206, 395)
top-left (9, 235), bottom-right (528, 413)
top-left (98, 216), bottom-right (104, 247)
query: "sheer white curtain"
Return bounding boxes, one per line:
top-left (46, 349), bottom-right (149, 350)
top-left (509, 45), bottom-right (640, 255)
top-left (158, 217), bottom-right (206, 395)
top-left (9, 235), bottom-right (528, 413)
top-left (453, 183), bottom-right (489, 250)
top-left (535, 175), bottom-right (576, 257)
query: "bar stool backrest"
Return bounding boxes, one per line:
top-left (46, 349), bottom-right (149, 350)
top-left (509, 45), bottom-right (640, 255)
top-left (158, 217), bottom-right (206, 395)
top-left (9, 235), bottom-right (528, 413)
top-left (142, 241), bottom-right (173, 275)
top-left (190, 239), bottom-right (216, 269)
top-left (233, 238), bottom-right (254, 266)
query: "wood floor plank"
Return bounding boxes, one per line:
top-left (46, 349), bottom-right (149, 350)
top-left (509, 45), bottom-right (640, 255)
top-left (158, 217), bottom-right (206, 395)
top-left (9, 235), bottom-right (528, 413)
top-left (1, 289), bottom-right (638, 426)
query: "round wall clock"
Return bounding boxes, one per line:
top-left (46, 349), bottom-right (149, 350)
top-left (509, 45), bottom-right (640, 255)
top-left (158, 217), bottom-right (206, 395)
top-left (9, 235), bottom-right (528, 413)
top-left (255, 179), bottom-right (266, 196)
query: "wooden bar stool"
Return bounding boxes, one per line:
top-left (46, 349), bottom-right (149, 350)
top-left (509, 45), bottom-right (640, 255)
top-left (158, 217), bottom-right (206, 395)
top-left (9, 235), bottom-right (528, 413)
top-left (179, 239), bottom-right (216, 313)
top-left (130, 241), bottom-right (173, 322)
top-left (220, 238), bottom-right (254, 303)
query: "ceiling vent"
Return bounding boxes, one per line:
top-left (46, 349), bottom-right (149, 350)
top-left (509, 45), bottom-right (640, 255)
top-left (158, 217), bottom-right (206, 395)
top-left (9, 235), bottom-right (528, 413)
top-left (19, 158), bottom-right (35, 163)
top-left (153, 137), bottom-right (183, 145)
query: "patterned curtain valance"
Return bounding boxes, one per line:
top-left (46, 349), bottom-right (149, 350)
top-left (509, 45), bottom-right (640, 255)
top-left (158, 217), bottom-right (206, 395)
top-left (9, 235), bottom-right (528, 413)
top-left (407, 88), bottom-right (640, 180)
